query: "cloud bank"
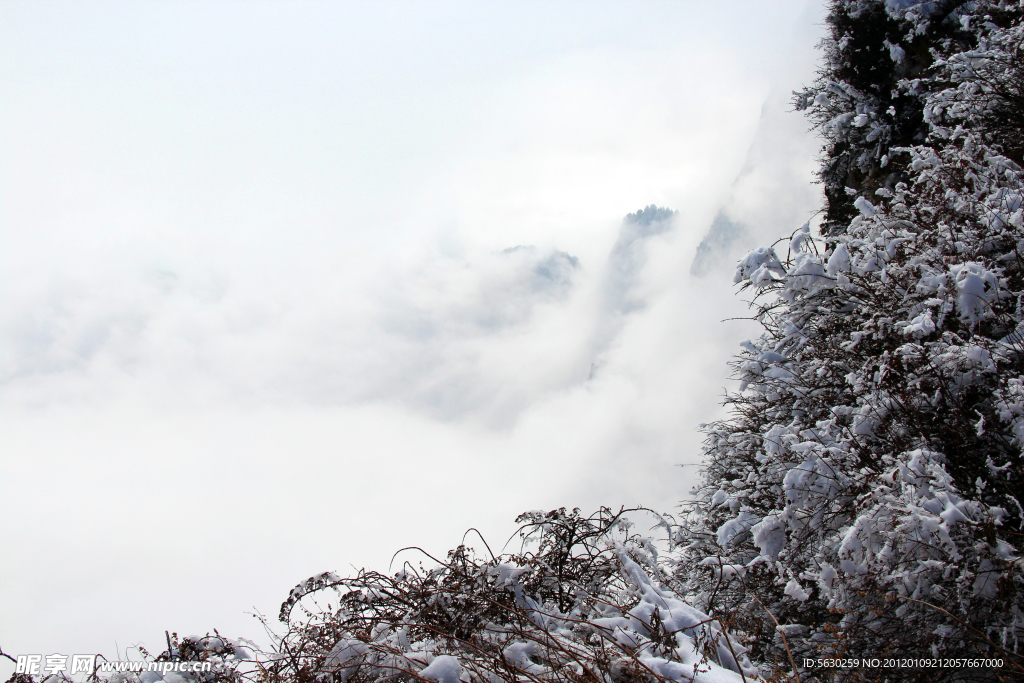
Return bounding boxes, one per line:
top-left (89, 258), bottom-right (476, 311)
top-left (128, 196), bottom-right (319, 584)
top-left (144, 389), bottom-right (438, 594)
top-left (0, 0), bottom-right (826, 670)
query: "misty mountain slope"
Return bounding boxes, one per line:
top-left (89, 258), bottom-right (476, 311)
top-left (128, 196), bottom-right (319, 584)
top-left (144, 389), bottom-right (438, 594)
top-left (579, 205), bottom-right (681, 380)
top-left (2, 201), bottom-right (707, 431)
top-left (607, 205), bottom-right (678, 312)
top-left (690, 210), bottom-right (746, 278)
top-left (690, 89), bottom-right (821, 278)
top-left (0, 246), bottom-right (582, 403)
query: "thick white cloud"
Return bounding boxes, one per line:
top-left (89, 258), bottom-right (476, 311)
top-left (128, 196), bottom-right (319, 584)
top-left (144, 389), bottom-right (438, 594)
top-left (0, 0), bottom-right (825, 670)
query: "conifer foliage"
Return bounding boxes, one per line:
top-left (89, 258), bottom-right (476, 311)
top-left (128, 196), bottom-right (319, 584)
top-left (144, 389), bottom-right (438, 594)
top-left (685, 0), bottom-right (1024, 678)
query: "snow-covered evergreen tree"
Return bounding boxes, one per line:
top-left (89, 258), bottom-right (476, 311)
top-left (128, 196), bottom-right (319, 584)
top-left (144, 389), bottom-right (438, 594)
top-left (683, 0), bottom-right (1024, 678)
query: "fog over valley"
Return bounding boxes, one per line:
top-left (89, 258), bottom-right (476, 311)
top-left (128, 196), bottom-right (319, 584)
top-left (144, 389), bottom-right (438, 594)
top-left (0, 0), bottom-right (824, 667)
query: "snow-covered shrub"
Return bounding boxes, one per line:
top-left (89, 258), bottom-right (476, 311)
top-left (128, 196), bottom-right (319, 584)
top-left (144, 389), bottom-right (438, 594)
top-left (258, 508), bottom-right (752, 683)
top-left (684, 1), bottom-right (1024, 680)
top-left (6, 511), bottom-right (753, 683)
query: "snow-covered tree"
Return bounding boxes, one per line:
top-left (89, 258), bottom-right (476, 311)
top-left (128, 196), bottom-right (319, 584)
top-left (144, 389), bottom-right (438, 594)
top-left (683, 1), bottom-right (1024, 679)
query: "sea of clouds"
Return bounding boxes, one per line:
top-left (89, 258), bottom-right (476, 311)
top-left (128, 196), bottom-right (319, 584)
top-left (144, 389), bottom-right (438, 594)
top-left (1, 0), bottom-right (823, 668)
